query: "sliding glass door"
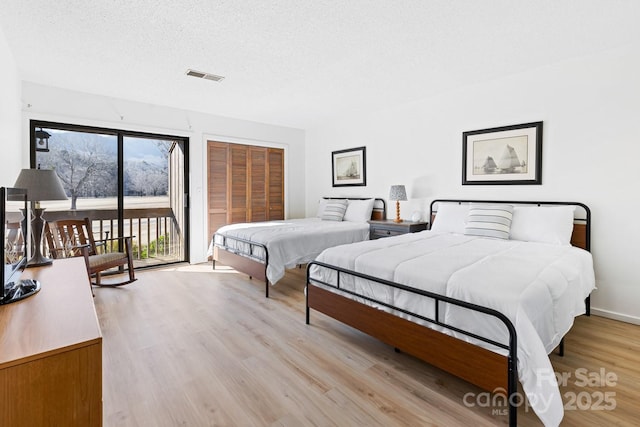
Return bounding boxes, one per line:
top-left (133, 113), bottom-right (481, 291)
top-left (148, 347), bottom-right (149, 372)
top-left (31, 121), bottom-right (189, 268)
top-left (123, 136), bottom-right (187, 266)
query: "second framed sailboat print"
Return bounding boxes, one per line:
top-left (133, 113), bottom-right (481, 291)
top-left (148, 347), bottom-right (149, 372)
top-left (462, 121), bottom-right (542, 185)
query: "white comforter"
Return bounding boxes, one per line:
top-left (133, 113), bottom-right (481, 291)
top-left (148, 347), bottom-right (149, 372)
top-left (309, 231), bottom-right (595, 427)
top-left (210, 218), bottom-right (370, 284)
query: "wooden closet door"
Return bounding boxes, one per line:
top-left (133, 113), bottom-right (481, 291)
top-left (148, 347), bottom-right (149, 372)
top-left (249, 147), bottom-right (267, 222)
top-left (267, 148), bottom-right (284, 220)
top-left (207, 142), bottom-right (284, 245)
top-left (207, 142), bottom-right (228, 241)
top-left (229, 144), bottom-right (248, 224)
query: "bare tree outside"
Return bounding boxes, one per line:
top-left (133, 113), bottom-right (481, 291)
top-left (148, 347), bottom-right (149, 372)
top-left (124, 139), bottom-right (170, 197)
top-left (37, 133), bottom-right (117, 210)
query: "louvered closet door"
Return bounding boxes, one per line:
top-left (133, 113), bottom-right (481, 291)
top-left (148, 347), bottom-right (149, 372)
top-left (267, 148), bottom-right (284, 220)
top-left (207, 142), bottom-right (228, 241)
top-left (229, 144), bottom-right (248, 224)
top-left (249, 147), bottom-right (267, 222)
top-left (207, 141), bottom-right (284, 245)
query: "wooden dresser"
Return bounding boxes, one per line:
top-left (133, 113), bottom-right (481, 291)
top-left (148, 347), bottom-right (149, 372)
top-left (0, 257), bottom-right (102, 426)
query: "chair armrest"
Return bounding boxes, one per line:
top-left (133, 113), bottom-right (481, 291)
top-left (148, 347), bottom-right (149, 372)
top-left (95, 236), bottom-right (136, 244)
top-left (94, 236), bottom-right (135, 255)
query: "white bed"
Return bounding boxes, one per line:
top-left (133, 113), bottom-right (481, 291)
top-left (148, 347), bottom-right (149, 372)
top-left (306, 200), bottom-right (595, 427)
top-left (210, 198), bottom-right (385, 296)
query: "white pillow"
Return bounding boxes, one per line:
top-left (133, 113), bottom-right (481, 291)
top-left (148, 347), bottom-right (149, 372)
top-left (510, 206), bottom-right (575, 245)
top-left (343, 199), bottom-right (375, 222)
top-left (316, 198), bottom-right (330, 217)
top-left (464, 204), bottom-right (514, 240)
top-left (430, 203), bottom-right (469, 234)
top-left (321, 199), bottom-right (348, 221)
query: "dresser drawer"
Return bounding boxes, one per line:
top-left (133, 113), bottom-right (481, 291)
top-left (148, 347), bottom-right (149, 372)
top-left (370, 227), bottom-right (406, 239)
top-left (368, 220), bottom-right (428, 240)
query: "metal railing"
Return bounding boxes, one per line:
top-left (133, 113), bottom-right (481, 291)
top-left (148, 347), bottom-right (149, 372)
top-left (44, 207), bottom-right (183, 265)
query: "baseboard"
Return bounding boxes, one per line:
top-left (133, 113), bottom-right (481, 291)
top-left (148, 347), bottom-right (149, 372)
top-left (590, 308), bottom-right (640, 326)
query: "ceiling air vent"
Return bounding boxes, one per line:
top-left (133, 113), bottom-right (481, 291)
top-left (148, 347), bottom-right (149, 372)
top-left (186, 69), bottom-right (225, 82)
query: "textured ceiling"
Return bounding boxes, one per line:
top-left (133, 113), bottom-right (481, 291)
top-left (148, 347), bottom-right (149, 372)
top-left (2, 1), bottom-right (639, 129)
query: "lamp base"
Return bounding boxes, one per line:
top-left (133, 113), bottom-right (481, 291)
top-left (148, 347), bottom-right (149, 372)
top-left (25, 207), bottom-right (53, 268)
top-left (26, 255), bottom-right (53, 268)
top-left (394, 201), bottom-right (403, 223)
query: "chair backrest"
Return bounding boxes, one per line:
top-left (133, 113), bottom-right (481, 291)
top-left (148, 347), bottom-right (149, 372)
top-left (45, 218), bottom-right (97, 259)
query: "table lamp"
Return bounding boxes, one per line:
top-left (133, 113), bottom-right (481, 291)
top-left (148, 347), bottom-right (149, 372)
top-left (389, 185), bottom-right (407, 223)
top-left (13, 168), bottom-right (68, 267)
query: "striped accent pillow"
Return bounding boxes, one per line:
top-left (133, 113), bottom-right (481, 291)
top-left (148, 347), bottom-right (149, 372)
top-left (321, 199), bottom-right (348, 221)
top-left (464, 204), bottom-right (514, 239)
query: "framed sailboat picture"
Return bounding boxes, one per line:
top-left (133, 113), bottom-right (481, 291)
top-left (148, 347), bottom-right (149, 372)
top-left (332, 146), bottom-right (366, 187)
top-left (462, 121), bottom-right (543, 185)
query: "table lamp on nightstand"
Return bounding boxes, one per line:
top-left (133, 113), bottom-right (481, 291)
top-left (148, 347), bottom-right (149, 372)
top-left (389, 185), bottom-right (407, 223)
top-left (14, 167), bottom-right (68, 267)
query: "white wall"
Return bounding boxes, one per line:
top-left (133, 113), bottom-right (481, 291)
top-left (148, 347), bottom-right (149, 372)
top-left (19, 83), bottom-right (306, 264)
top-left (305, 43), bottom-right (640, 324)
top-left (0, 25), bottom-right (22, 184)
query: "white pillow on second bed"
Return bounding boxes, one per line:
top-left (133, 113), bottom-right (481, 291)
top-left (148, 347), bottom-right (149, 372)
top-left (510, 206), bottom-right (575, 246)
top-left (430, 203), bottom-right (469, 234)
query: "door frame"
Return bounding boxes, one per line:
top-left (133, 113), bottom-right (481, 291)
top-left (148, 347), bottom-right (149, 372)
top-left (30, 119), bottom-right (190, 266)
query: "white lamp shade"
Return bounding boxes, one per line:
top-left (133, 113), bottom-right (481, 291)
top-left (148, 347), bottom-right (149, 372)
top-left (389, 185), bottom-right (407, 201)
top-left (13, 169), bottom-right (68, 202)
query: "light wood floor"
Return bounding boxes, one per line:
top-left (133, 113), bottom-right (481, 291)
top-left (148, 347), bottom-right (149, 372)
top-left (94, 264), bottom-right (639, 426)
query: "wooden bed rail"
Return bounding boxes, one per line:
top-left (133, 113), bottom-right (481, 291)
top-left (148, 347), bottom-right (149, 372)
top-left (212, 233), bottom-right (270, 296)
top-left (306, 261), bottom-right (519, 426)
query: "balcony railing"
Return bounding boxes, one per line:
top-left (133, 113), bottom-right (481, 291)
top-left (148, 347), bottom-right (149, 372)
top-left (44, 207), bottom-right (183, 266)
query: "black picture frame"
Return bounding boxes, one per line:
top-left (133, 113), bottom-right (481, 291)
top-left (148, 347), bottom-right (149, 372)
top-left (332, 146), bottom-right (366, 187)
top-left (462, 121), bottom-right (543, 185)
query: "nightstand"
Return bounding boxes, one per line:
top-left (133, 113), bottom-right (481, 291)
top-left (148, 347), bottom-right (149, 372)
top-left (368, 219), bottom-right (428, 239)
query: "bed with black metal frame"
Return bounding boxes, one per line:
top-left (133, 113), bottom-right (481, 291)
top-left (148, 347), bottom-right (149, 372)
top-left (212, 197), bottom-right (386, 297)
top-left (305, 199), bottom-right (592, 427)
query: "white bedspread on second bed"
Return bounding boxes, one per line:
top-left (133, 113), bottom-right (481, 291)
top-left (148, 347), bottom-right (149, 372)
top-left (309, 231), bottom-right (595, 427)
top-left (211, 218), bottom-right (370, 284)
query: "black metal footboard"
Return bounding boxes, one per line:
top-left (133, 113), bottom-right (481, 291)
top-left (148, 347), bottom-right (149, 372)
top-left (212, 232), bottom-right (271, 297)
top-left (306, 260), bottom-right (519, 427)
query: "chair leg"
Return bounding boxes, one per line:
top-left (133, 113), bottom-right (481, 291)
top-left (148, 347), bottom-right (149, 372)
top-left (90, 236), bottom-right (137, 287)
top-left (127, 258), bottom-right (135, 282)
top-left (126, 237), bottom-right (135, 282)
top-left (81, 248), bottom-right (95, 291)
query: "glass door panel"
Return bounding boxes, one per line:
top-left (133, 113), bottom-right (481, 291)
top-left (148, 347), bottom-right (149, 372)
top-left (123, 136), bottom-right (186, 267)
top-left (34, 127), bottom-right (119, 241)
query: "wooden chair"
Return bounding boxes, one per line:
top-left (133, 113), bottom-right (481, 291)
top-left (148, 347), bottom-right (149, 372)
top-left (45, 217), bottom-right (136, 287)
